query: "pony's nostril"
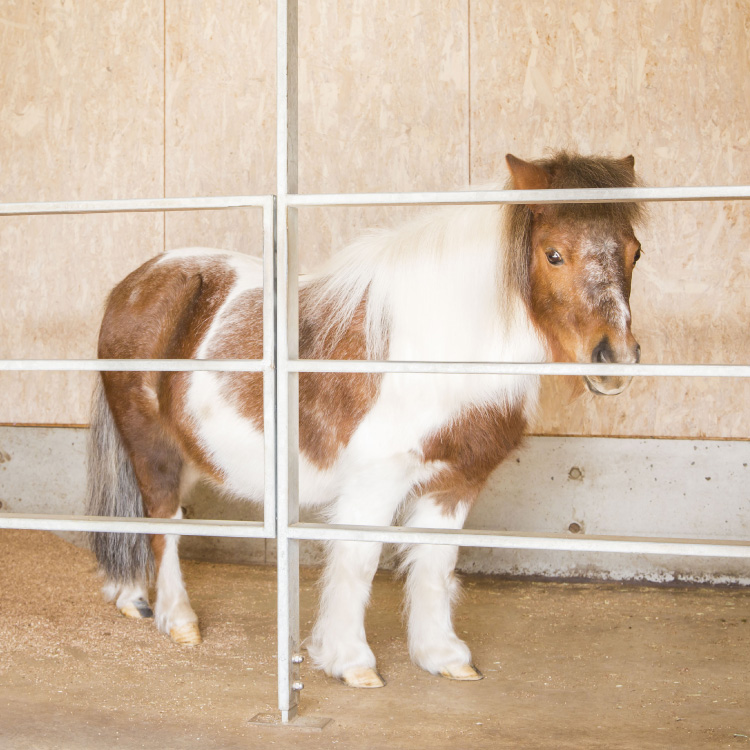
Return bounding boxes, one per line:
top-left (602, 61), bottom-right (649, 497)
top-left (592, 338), bottom-right (611, 364)
top-left (635, 343), bottom-right (641, 363)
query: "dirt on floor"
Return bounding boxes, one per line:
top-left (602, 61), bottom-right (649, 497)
top-left (0, 529), bottom-right (749, 750)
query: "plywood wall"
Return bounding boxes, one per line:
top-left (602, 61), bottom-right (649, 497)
top-left (1, 0), bottom-right (748, 438)
top-left (164, 0), bottom-right (276, 255)
top-left (0, 1), bottom-right (165, 425)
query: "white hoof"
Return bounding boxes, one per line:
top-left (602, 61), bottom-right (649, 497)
top-left (169, 622), bottom-right (202, 646)
top-left (341, 667), bottom-right (386, 688)
top-left (439, 663), bottom-right (484, 681)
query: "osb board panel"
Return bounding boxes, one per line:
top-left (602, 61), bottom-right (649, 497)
top-left (164, 208), bottom-right (266, 261)
top-left (164, 0), bottom-right (276, 257)
top-left (161, 0), bottom-right (471, 268)
top-left (297, 0), bottom-right (470, 271)
top-left (0, 1), bottom-right (163, 202)
top-left (0, 2), bottom-right (164, 425)
top-left (0, 213), bottom-right (165, 424)
top-left (470, 0), bottom-right (750, 438)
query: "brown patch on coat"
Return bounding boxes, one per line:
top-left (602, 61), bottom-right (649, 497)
top-left (211, 284), bottom-right (382, 470)
top-left (99, 255), bottom-right (240, 505)
top-left (298, 289), bottom-right (380, 469)
top-left (157, 262), bottom-right (240, 483)
top-left (199, 288), bottom-right (264, 432)
top-left (417, 402), bottom-right (527, 513)
top-left (150, 534), bottom-right (167, 569)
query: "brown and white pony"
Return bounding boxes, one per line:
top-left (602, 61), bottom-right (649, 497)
top-left (88, 152), bottom-right (644, 688)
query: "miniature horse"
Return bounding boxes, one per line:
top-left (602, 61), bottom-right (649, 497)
top-left (88, 152), bottom-right (644, 688)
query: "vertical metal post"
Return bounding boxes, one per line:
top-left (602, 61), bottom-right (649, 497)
top-left (262, 197), bottom-right (277, 540)
top-left (276, 0), bottom-right (301, 723)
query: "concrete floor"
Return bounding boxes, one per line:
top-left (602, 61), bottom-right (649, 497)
top-left (1, 530), bottom-right (749, 749)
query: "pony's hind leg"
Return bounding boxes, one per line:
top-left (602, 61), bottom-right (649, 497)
top-left (112, 410), bottom-right (201, 646)
top-left (131, 450), bottom-right (202, 646)
top-left (151, 508), bottom-right (201, 645)
top-left (95, 534), bottom-right (153, 621)
top-left (401, 496), bottom-right (482, 681)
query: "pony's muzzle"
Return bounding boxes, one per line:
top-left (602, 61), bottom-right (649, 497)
top-left (584, 337), bottom-right (639, 396)
top-left (584, 374), bottom-right (632, 396)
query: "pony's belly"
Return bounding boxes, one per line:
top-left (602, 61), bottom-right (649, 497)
top-left (187, 372), bottom-right (339, 507)
top-left (187, 372), bottom-right (266, 500)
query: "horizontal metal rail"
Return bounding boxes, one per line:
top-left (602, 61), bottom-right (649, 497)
top-left (2, 359), bottom-right (749, 378)
top-left (287, 185), bottom-right (750, 208)
top-left (291, 360), bottom-right (750, 378)
top-left (289, 523), bottom-right (750, 558)
top-left (0, 359), bottom-right (267, 372)
top-left (4, 514), bottom-right (746, 557)
top-left (0, 195), bottom-right (273, 216)
top-left (0, 513), bottom-right (270, 538)
top-left (2, 185), bottom-right (749, 220)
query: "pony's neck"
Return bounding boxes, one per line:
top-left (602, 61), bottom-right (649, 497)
top-left (378, 205), bottom-right (543, 364)
top-left (304, 203), bottom-right (546, 365)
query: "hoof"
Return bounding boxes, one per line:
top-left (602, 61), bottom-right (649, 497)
top-left (119, 598), bottom-right (154, 619)
top-left (340, 667), bottom-right (386, 689)
top-left (169, 622), bottom-right (202, 646)
top-left (439, 663), bottom-right (484, 681)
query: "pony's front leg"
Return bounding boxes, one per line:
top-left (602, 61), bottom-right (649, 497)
top-left (401, 496), bottom-right (482, 681)
top-left (307, 457), bottom-right (415, 688)
top-left (308, 537), bottom-right (385, 688)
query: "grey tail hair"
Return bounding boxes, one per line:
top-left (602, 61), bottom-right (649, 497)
top-left (86, 378), bottom-right (154, 585)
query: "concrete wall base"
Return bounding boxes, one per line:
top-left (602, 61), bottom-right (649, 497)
top-left (0, 426), bottom-right (747, 583)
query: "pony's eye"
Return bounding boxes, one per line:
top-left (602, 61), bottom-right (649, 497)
top-left (546, 249), bottom-right (563, 266)
top-left (633, 248), bottom-right (642, 266)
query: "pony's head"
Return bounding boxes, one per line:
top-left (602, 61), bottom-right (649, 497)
top-left (505, 151), bottom-right (644, 396)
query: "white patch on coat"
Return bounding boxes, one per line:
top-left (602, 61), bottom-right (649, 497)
top-left (155, 246), bottom-right (238, 265)
top-left (579, 236), bottom-right (631, 332)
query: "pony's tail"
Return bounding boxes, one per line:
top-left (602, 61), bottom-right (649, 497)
top-left (86, 378), bottom-right (154, 586)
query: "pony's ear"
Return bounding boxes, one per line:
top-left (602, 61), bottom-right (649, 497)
top-left (506, 154), bottom-right (551, 214)
top-left (506, 154), bottom-right (551, 191)
top-left (619, 154), bottom-right (635, 173)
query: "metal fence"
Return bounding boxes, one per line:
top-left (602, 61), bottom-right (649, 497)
top-left (1, 0), bottom-right (750, 725)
